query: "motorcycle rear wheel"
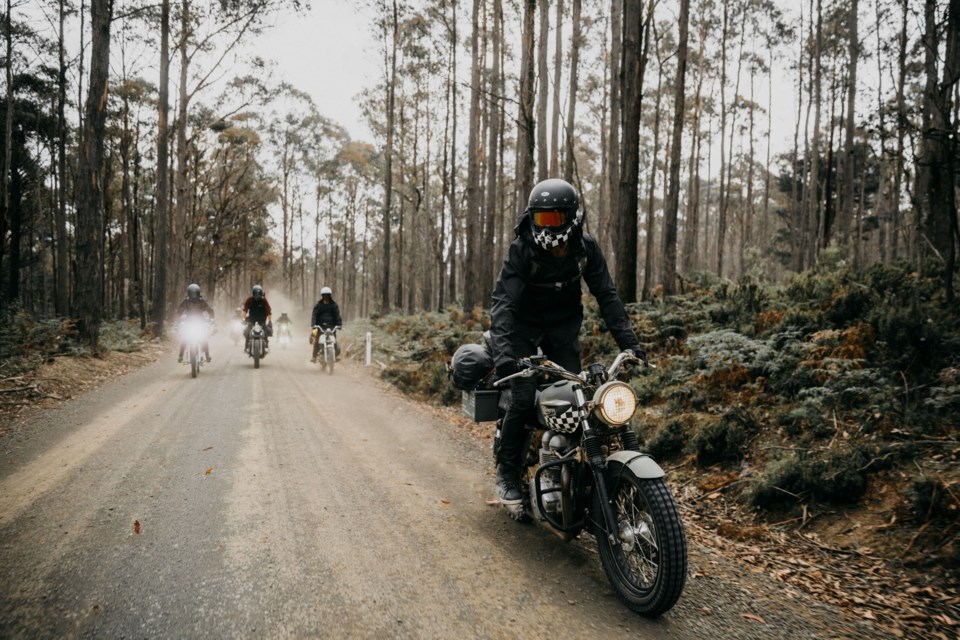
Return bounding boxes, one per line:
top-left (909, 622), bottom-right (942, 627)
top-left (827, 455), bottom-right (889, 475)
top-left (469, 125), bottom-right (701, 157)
top-left (594, 470), bottom-right (686, 616)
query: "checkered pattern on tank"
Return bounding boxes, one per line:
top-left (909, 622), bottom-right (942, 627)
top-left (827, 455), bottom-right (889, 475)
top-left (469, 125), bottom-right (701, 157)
top-left (543, 404), bottom-right (587, 434)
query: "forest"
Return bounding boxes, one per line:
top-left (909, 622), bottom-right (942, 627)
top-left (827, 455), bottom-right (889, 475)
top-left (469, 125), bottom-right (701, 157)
top-left (0, 0), bottom-right (955, 339)
top-left (1, 0), bottom-right (958, 631)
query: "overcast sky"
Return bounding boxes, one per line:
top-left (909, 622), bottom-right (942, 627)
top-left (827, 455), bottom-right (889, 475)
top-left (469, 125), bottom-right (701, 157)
top-left (256, 0), bottom-right (381, 143)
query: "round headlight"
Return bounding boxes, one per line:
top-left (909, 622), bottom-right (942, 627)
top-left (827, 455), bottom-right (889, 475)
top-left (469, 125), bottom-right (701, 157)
top-left (593, 381), bottom-right (638, 425)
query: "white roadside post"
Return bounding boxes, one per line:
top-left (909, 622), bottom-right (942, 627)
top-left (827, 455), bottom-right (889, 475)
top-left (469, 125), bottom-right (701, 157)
top-left (365, 331), bottom-right (372, 366)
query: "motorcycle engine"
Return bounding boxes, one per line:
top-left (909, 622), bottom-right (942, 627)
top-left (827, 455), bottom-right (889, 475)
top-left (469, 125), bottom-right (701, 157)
top-left (528, 430), bottom-right (568, 521)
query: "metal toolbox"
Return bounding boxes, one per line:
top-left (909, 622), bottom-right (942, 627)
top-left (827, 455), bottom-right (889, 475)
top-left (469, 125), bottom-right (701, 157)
top-left (462, 390), bottom-right (500, 423)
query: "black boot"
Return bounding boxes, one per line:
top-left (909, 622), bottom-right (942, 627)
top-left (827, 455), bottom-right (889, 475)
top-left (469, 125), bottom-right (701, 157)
top-left (495, 464), bottom-right (522, 504)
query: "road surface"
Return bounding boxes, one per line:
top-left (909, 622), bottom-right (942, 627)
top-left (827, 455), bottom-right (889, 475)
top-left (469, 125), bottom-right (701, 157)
top-left (0, 331), bottom-right (876, 639)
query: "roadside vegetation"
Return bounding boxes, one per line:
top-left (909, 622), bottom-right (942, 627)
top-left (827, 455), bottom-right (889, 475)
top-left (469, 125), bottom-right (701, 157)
top-left (366, 260), bottom-right (960, 588)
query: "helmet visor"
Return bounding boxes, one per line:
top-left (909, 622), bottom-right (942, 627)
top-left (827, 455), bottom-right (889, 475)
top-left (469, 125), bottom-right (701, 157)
top-left (532, 210), bottom-right (568, 229)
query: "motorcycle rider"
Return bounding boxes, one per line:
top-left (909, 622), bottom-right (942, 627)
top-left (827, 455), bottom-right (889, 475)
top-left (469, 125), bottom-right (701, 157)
top-left (242, 284), bottom-right (273, 353)
top-left (276, 312), bottom-right (293, 337)
top-left (311, 286), bottom-right (342, 363)
top-left (174, 283), bottom-right (215, 363)
top-left (489, 178), bottom-right (645, 508)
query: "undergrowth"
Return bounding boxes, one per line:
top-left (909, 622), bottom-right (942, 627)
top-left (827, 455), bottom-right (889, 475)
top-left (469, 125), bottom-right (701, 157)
top-left (368, 261), bottom-right (960, 567)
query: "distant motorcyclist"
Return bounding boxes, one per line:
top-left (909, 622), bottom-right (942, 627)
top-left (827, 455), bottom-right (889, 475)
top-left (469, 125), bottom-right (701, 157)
top-left (175, 283), bottom-right (215, 363)
top-left (311, 286), bottom-right (342, 363)
top-left (276, 312), bottom-right (293, 336)
top-left (242, 285), bottom-right (273, 353)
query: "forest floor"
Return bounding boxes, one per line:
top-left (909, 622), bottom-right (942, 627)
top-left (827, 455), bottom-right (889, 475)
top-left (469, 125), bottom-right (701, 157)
top-left (1, 339), bottom-right (957, 638)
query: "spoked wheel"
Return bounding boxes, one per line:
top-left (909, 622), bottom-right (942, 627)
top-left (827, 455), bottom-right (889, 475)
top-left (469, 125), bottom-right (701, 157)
top-left (190, 348), bottom-right (198, 378)
top-left (594, 469), bottom-right (687, 616)
top-left (326, 344), bottom-right (335, 374)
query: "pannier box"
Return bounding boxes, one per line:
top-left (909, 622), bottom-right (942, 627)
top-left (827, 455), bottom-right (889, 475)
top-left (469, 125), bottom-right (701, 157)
top-left (462, 390), bottom-right (500, 422)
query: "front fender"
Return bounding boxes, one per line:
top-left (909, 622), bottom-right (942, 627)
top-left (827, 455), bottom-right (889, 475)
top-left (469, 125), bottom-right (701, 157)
top-left (605, 450), bottom-right (665, 480)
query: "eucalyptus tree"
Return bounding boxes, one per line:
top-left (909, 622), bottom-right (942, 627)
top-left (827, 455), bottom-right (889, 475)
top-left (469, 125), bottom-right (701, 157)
top-left (661, 0), bottom-right (689, 297)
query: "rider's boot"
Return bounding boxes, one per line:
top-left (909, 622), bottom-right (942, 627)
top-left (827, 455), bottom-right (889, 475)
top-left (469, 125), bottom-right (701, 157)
top-left (177, 346), bottom-right (185, 363)
top-left (495, 463), bottom-right (522, 505)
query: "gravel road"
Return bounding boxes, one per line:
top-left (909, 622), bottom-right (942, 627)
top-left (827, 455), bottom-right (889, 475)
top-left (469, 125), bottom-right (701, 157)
top-left (0, 331), bottom-right (885, 639)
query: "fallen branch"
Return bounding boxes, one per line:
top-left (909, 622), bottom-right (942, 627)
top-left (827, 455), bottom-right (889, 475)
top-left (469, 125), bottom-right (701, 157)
top-left (0, 385), bottom-right (39, 394)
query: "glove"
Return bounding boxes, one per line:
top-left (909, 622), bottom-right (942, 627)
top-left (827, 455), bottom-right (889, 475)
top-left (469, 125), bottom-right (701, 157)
top-left (496, 359), bottom-right (521, 379)
top-left (625, 347), bottom-right (647, 362)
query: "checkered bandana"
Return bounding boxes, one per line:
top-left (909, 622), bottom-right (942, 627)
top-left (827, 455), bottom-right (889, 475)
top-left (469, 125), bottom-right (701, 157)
top-left (543, 404), bottom-right (587, 434)
top-left (532, 210), bottom-right (583, 252)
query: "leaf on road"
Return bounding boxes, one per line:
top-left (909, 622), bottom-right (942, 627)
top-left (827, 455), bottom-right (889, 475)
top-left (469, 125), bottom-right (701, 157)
top-left (205, 467), bottom-right (213, 475)
top-left (440, 499), bottom-right (450, 504)
top-left (203, 446), bottom-right (213, 451)
top-left (133, 520), bottom-right (141, 535)
top-left (741, 613), bottom-right (766, 624)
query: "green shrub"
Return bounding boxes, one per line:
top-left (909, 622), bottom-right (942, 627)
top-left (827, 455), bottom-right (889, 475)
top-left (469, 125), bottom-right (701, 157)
top-left (644, 419), bottom-right (687, 460)
top-left (748, 447), bottom-right (869, 508)
top-left (689, 411), bottom-right (754, 466)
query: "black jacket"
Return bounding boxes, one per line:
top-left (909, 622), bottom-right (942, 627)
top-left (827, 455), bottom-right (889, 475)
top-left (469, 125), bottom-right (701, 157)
top-left (312, 299), bottom-right (342, 327)
top-left (489, 212), bottom-right (640, 368)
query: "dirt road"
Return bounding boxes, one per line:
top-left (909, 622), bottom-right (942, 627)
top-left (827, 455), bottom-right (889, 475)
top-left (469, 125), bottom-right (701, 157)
top-left (0, 331), bottom-right (882, 639)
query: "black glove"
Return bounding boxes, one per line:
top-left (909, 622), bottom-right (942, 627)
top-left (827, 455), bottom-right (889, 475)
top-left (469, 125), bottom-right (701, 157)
top-left (496, 359), bottom-right (521, 379)
top-left (625, 347), bottom-right (647, 362)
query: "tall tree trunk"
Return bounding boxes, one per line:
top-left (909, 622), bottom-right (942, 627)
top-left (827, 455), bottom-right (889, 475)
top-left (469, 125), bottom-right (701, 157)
top-left (536, 0), bottom-right (549, 181)
top-left (0, 0), bottom-right (12, 308)
top-left (75, 0), bottom-right (113, 352)
top-left (549, 0), bottom-right (562, 177)
top-left (174, 0), bottom-right (191, 301)
top-left (716, 0), bottom-right (730, 277)
top-left (463, 0), bottom-right (483, 312)
top-left (604, 0), bottom-right (622, 258)
top-left (381, 0), bottom-right (399, 312)
top-left (563, 0), bottom-right (582, 184)
top-left (662, 0), bottom-right (689, 297)
top-left (682, 15), bottom-right (705, 276)
top-left (482, 0), bottom-right (503, 309)
top-left (515, 0), bottom-right (536, 210)
top-left (446, 0), bottom-right (458, 305)
top-left (891, 0), bottom-right (908, 262)
top-left (617, 0), bottom-right (644, 302)
top-left (152, 0), bottom-right (170, 336)
top-left (807, 0), bottom-right (824, 269)
top-left (840, 0), bottom-right (859, 260)
top-left (56, 0), bottom-right (70, 316)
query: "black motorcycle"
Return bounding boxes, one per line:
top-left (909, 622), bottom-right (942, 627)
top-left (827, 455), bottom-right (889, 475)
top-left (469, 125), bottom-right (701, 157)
top-left (472, 351), bottom-right (687, 616)
top-left (247, 322), bottom-right (267, 369)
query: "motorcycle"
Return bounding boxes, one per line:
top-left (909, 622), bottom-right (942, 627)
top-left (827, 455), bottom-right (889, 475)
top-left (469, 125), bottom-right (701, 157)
top-left (278, 324), bottom-right (292, 349)
top-left (177, 313), bottom-right (214, 379)
top-left (311, 325), bottom-right (340, 374)
top-left (247, 322), bottom-right (267, 369)
top-left (479, 351), bottom-right (687, 616)
top-left (230, 318), bottom-right (244, 346)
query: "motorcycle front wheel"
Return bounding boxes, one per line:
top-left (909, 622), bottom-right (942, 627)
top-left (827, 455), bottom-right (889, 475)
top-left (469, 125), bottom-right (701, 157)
top-left (594, 469), bottom-right (687, 616)
top-left (253, 339), bottom-right (261, 369)
top-left (190, 347), bottom-right (198, 378)
top-left (325, 344), bottom-right (335, 374)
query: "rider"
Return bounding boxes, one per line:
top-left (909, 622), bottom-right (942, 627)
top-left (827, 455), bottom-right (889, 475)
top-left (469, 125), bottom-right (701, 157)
top-left (276, 312), bottom-right (293, 338)
top-left (242, 284), bottom-right (273, 353)
top-left (174, 283), bottom-right (215, 363)
top-left (489, 178), bottom-right (645, 508)
top-left (311, 286), bottom-right (342, 363)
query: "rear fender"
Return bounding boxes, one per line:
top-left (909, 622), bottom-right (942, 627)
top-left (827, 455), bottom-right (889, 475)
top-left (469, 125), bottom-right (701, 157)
top-left (605, 451), bottom-right (665, 480)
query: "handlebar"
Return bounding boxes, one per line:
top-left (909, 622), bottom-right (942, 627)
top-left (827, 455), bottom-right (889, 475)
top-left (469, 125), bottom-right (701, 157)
top-left (492, 350), bottom-right (652, 388)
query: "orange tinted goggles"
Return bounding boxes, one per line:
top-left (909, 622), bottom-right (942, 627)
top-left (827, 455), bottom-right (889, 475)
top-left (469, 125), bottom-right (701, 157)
top-left (532, 210), bottom-right (567, 228)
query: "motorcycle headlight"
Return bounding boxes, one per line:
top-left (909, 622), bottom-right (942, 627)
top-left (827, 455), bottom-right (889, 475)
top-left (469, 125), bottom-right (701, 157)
top-left (593, 381), bottom-right (638, 426)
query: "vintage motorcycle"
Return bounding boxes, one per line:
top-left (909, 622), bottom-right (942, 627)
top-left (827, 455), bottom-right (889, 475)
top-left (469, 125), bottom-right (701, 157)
top-left (177, 313), bottom-right (214, 379)
top-left (464, 350), bottom-right (687, 616)
top-left (311, 325), bottom-right (340, 374)
top-left (230, 318), bottom-right (244, 346)
top-left (246, 322), bottom-right (268, 369)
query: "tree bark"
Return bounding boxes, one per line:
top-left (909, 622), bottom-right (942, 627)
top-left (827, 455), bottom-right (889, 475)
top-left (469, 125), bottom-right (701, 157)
top-left (550, 0), bottom-right (562, 177)
top-left (381, 0), bottom-right (399, 312)
top-left (617, 0), bottom-right (644, 302)
top-left (482, 0), bottom-right (503, 309)
top-left (604, 0), bottom-right (622, 259)
top-left (536, 0), bottom-right (549, 181)
top-left (152, 0), bottom-right (170, 336)
top-left (515, 0), bottom-right (536, 211)
top-left (463, 0), bottom-right (483, 312)
top-left (75, 0), bottom-right (113, 352)
top-left (662, 0), bottom-right (689, 297)
top-left (563, 0), bottom-right (581, 185)
top-left (56, 0), bottom-right (70, 316)
top-left (840, 0), bottom-right (859, 261)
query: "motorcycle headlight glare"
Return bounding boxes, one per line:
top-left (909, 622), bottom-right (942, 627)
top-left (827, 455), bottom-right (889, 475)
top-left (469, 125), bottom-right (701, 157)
top-left (593, 381), bottom-right (637, 425)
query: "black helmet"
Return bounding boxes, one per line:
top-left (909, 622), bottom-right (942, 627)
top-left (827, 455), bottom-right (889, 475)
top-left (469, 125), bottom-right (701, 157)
top-left (252, 284), bottom-right (264, 300)
top-left (526, 178), bottom-right (583, 251)
top-left (187, 283), bottom-right (201, 300)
